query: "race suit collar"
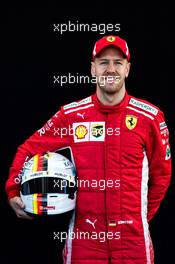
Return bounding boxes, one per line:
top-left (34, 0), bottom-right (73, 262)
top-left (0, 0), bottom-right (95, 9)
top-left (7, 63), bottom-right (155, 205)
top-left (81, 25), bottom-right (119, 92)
top-left (92, 91), bottom-right (130, 113)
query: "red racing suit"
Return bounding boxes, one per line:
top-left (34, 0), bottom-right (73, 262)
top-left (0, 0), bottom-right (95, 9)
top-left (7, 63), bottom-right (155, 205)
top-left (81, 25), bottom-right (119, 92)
top-left (6, 92), bottom-right (171, 264)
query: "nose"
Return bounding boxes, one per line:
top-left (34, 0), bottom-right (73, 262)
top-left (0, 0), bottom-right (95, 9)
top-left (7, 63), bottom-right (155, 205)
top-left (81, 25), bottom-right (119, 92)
top-left (106, 61), bottom-right (116, 73)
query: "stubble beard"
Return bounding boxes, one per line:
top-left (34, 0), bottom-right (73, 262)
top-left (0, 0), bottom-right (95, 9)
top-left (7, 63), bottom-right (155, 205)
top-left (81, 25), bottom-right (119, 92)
top-left (98, 78), bottom-right (123, 95)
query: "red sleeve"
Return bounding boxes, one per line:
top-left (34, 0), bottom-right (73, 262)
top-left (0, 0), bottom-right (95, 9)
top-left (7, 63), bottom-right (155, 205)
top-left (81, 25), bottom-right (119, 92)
top-left (5, 108), bottom-right (71, 199)
top-left (146, 110), bottom-right (172, 221)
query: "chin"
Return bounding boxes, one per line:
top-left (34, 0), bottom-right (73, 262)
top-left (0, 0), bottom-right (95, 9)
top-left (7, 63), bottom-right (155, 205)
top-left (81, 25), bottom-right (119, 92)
top-left (104, 85), bottom-right (121, 94)
top-left (105, 90), bottom-right (119, 95)
top-left (98, 81), bottom-right (123, 94)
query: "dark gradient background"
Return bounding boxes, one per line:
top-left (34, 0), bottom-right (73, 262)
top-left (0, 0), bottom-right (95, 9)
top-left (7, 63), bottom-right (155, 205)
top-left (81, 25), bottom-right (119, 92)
top-left (0, 8), bottom-right (174, 264)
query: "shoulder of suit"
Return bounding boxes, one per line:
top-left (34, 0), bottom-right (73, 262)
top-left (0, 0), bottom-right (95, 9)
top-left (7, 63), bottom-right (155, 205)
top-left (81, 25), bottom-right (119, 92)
top-left (127, 95), bottom-right (163, 121)
top-left (61, 96), bottom-right (94, 115)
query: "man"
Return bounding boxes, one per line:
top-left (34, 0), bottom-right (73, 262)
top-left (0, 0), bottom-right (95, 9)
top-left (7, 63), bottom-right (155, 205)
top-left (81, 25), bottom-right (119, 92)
top-left (6, 35), bottom-right (171, 263)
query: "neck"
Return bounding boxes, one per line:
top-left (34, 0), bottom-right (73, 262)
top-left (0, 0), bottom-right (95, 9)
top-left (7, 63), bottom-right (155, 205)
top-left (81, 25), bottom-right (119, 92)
top-left (96, 86), bottom-right (126, 106)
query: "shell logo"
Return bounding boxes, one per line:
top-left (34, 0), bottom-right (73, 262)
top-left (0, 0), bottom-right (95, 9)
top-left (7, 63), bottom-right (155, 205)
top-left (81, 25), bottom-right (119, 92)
top-left (75, 125), bottom-right (88, 139)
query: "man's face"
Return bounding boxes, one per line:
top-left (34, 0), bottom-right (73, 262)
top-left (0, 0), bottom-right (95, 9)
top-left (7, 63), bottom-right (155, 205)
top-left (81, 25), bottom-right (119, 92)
top-left (91, 47), bottom-right (131, 94)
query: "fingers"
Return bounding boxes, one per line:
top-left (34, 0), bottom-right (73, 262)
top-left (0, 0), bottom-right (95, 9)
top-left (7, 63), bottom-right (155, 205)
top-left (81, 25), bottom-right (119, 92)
top-left (11, 196), bottom-right (25, 209)
top-left (16, 209), bottom-right (33, 220)
top-left (9, 196), bottom-right (33, 220)
top-left (15, 197), bottom-right (25, 209)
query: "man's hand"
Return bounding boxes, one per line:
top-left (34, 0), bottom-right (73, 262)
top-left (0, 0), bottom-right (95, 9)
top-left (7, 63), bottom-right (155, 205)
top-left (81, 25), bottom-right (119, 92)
top-left (9, 196), bottom-right (33, 220)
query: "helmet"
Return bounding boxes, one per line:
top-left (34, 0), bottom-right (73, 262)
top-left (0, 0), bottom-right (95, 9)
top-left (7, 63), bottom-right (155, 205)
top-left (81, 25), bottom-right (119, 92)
top-left (20, 152), bottom-right (77, 215)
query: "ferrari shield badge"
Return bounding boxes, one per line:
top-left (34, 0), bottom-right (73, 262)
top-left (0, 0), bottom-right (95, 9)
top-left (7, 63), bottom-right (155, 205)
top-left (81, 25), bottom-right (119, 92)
top-left (125, 115), bottom-right (138, 130)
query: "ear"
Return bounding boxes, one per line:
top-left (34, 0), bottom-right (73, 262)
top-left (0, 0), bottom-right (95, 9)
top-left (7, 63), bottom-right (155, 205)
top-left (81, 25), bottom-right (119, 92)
top-left (125, 62), bottom-right (131, 78)
top-left (91, 61), bottom-right (96, 77)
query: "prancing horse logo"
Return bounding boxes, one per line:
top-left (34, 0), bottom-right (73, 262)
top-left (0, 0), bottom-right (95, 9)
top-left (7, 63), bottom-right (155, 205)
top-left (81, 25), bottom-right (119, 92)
top-left (125, 115), bottom-right (138, 130)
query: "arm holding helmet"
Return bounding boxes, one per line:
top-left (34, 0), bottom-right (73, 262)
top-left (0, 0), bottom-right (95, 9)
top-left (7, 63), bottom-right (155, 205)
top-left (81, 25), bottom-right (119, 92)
top-left (6, 109), bottom-right (71, 219)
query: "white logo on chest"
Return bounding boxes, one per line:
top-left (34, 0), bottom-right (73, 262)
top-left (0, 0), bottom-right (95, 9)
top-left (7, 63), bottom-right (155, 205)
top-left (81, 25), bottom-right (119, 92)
top-left (77, 112), bottom-right (85, 119)
top-left (85, 218), bottom-right (97, 229)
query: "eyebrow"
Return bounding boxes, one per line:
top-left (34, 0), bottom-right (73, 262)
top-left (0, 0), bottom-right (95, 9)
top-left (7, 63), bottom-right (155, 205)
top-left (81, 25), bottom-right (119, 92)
top-left (98, 58), bottom-right (123, 61)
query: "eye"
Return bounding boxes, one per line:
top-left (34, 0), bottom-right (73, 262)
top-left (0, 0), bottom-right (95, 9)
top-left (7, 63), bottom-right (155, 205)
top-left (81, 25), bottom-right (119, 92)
top-left (115, 61), bottom-right (122, 65)
top-left (100, 61), bottom-right (108, 65)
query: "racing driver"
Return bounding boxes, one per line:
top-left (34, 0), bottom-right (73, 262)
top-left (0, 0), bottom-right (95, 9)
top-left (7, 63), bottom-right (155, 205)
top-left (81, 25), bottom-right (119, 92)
top-left (5, 35), bottom-right (172, 264)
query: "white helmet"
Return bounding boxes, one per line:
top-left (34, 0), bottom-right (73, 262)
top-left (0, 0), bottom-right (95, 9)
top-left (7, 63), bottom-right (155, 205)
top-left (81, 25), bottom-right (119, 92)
top-left (20, 152), bottom-right (77, 215)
